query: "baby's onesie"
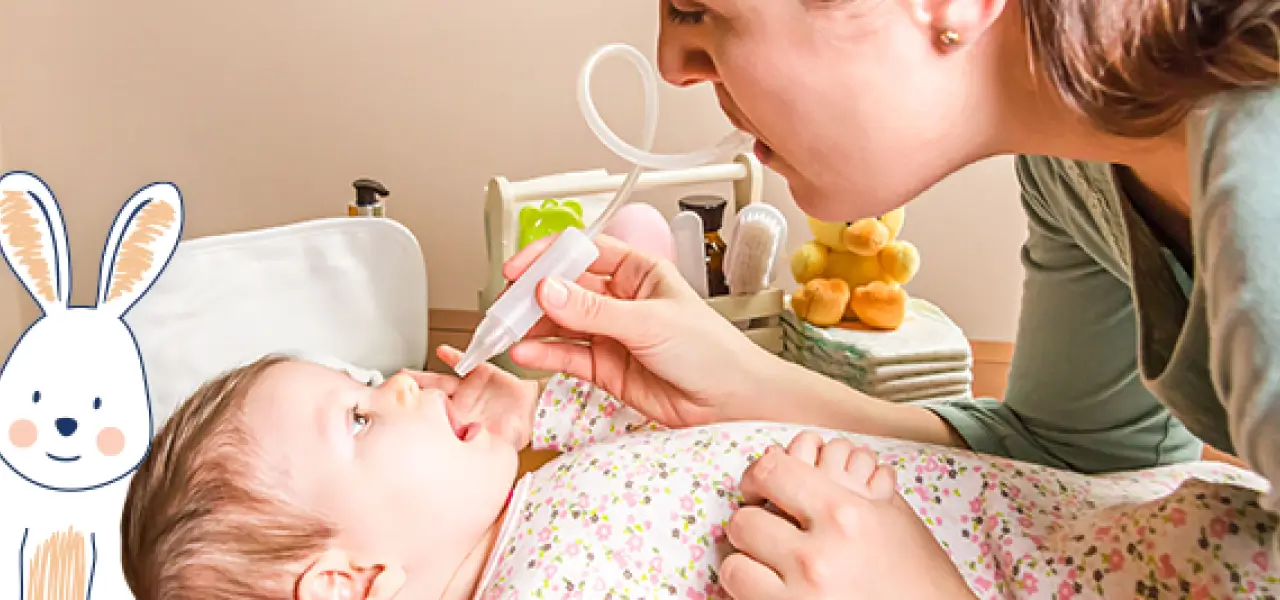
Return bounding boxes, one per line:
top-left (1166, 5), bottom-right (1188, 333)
top-left (471, 375), bottom-right (1279, 599)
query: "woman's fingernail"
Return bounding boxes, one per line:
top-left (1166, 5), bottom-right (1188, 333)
top-left (542, 278), bottom-right (569, 308)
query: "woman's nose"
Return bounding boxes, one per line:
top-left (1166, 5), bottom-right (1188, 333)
top-left (657, 36), bottom-right (719, 87)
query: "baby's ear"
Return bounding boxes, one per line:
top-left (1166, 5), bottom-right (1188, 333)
top-left (295, 549), bottom-right (404, 600)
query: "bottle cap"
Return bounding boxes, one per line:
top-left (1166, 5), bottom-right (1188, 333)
top-left (677, 195), bottom-right (727, 232)
top-left (353, 178), bottom-right (390, 207)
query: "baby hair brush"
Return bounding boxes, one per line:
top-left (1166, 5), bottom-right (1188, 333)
top-left (724, 203), bottom-right (787, 296)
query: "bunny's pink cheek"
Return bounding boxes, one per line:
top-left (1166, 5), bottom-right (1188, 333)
top-left (8, 420), bottom-right (37, 448)
top-left (97, 428), bottom-right (125, 457)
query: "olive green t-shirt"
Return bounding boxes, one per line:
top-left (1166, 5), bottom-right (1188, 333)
top-left (921, 87), bottom-right (1280, 511)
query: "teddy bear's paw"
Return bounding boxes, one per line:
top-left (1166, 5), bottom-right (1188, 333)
top-left (791, 278), bottom-right (851, 327)
top-left (790, 242), bottom-right (830, 284)
top-left (843, 218), bottom-right (890, 256)
top-left (879, 240), bottom-right (920, 284)
top-left (851, 281), bottom-right (908, 330)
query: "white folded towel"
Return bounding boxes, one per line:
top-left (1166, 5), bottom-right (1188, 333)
top-left (780, 297), bottom-right (975, 393)
top-left (864, 360), bottom-right (974, 385)
top-left (879, 384), bottom-right (972, 404)
top-left (866, 370), bottom-right (973, 397)
top-left (783, 298), bottom-right (971, 363)
top-left (290, 351), bottom-right (387, 386)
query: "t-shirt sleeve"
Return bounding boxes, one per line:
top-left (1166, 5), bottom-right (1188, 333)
top-left (921, 156), bottom-right (1201, 473)
top-left (529, 373), bottom-right (660, 452)
top-left (1189, 88), bottom-right (1280, 559)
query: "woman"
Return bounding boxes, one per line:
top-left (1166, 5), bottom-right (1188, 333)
top-left (503, 0), bottom-right (1280, 597)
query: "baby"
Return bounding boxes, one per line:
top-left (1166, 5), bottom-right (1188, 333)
top-left (120, 351), bottom-right (1278, 599)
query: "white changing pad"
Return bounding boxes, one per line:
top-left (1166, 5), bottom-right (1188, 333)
top-left (125, 217), bottom-right (427, 426)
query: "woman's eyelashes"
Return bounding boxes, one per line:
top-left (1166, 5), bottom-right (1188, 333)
top-left (666, 0), bottom-right (706, 24)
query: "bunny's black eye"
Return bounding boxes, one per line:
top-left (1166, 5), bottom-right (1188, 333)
top-left (93, 397), bottom-right (102, 410)
top-left (32, 391), bottom-right (40, 404)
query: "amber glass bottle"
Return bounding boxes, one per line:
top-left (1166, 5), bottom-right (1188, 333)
top-left (677, 195), bottom-right (729, 297)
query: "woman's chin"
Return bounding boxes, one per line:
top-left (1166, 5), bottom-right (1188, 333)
top-left (786, 177), bottom-right (910, 221)
top-left (785, 180), bottom-right (857, 221)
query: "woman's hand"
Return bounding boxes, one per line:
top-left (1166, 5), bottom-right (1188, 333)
top-left (501, 233), bottom-right (780, 428)
top-left (721, 432), bottom-right (977, 600)
top-left (404, 346), bottom-right (540, 451)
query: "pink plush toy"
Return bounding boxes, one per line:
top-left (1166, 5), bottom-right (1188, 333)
top-left (601, 203), bottom-right (676, 262)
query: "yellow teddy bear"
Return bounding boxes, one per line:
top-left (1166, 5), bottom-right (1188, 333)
top-left (789, 207), bottom-right (921, 330)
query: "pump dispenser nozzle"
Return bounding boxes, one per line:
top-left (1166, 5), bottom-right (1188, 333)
top-left (350, 178), bottom-right (390, 217)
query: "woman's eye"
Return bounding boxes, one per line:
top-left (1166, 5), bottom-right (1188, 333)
top-left (666, 1), bottom-right (705, 25)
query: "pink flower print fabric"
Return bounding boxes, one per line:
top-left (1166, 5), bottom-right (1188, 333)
top-left (528, 373), bottom-right (660, 452)
top-left (471, 374), bottom-right (1280, 599)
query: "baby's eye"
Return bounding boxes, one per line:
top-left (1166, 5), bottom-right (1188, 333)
top-left (349, 407), bottom-right (371, 436)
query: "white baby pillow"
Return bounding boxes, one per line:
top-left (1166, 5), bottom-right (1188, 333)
top-left (125, 217), bottom-right (427, 426)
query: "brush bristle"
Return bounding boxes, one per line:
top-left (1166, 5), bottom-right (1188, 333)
top-left (726, 219), bottom-right (779, 295)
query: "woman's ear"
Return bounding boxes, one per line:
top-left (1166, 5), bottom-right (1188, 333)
top-left (907, 0), bottom-right (1009, 48)
top-left (295, 549), bottom-right (406, 600)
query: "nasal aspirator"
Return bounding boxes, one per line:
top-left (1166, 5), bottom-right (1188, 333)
top-left (452, 43), bottom-right (753, 377)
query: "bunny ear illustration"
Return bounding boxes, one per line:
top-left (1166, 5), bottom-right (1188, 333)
top-left (96, 182), bottom-right (184, 318)
top-left (0, 171), bottom-right (72, 315)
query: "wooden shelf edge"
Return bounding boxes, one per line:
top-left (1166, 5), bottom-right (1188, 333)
top-left (970, 339), bottom-right (1014, 364)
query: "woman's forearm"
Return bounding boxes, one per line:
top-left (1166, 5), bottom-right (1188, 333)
top-left (743, 352), bottom-right (970, 448)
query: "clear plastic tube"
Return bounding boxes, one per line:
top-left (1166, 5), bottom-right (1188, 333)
top-left (454, 43), bottom-right (753, 377)
top-left (576, 43), bottom-right (754, 173)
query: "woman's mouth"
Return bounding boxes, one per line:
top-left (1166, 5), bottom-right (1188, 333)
top-left (753, 139), bottom-right (775, 164)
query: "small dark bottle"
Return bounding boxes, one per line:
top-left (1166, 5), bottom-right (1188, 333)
top-left (678, 195), bottom-right (730, 297)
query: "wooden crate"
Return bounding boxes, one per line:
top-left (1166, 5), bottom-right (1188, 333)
top-left (705, 288), bottom-right (785, 355)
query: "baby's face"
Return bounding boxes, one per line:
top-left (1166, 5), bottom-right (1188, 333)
top-left (242, 361), bottom-right (519, 590)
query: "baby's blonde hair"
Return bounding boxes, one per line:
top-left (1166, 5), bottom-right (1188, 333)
top-left (121, 354), bottom-right (336, 600)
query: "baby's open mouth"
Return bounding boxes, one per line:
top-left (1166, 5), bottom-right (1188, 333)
top-left (46, 452), bottom-right (81, 463)
top-left (445, 403), bottom-right (480, 442)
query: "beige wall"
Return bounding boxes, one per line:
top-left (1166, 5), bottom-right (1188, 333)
top-left (0, 0), bottom-right (1027, 347)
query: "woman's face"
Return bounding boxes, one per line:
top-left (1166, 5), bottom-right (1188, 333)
top-left (657, 0), bottom-right (999, 221)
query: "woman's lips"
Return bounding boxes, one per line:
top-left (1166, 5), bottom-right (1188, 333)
top-left (754, 139), bottom-right (775, 164)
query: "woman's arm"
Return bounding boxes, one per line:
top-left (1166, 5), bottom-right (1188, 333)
top-left (919, 156), bottom-right (1203, 472)
top-left (749, 155), bottom-right (1202, 472)
top-left (745, 353), bottom-right (969, 448)
top-left (1191, 87), bottom-right (1280, 525)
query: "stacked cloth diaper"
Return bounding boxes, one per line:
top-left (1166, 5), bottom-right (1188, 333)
top-left (781, 298), bottom-right (973, 402)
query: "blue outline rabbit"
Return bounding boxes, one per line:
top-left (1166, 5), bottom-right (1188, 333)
top-left (0, 171), bottom-right (183, 599)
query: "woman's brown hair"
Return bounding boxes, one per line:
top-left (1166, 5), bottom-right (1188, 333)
top-left (1022, 0), bottom-right (1280, 137)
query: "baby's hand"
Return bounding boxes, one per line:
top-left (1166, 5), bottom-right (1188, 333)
top-left (408, 345), bottom-right (540, 451)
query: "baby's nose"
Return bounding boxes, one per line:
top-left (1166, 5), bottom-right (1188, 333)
top-left (387, 373), bottom-right (422, 408)
top-left (55, 417), bottom-right (78, 437)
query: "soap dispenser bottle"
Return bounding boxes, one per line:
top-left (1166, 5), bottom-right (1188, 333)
top-left (350, 178), bottom-right (390, 217)
top-left (677, 194), bottom-right (730, 297)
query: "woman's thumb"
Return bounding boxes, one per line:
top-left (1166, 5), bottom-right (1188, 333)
top-left (537, 277), bottom-right (634, 340)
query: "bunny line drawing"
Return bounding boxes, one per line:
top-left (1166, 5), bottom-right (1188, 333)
top-left (0, 171), bottom-right (184, 600)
